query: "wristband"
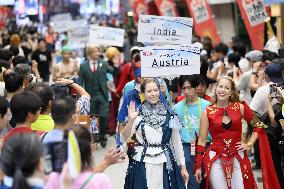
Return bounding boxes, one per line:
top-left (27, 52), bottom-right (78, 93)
top-left (194, 145), bottom-right (205, 171)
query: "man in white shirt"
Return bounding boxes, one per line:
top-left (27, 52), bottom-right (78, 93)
top-left (234, 50), bottom-right (263, 104)
top-left (250, 63), bottom-right (283, 117)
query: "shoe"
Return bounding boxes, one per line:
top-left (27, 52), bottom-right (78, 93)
top-left (100, 140), bottom-right (107, 148)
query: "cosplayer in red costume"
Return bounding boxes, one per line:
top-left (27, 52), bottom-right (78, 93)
top-left (194, 76), bottom-right (281, 189)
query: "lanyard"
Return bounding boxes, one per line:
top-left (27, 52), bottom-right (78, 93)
top-left (184, 98), bottom-right (201, 133)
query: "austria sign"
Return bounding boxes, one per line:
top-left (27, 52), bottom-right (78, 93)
top-left (140, 44), bottom-right (200, 77)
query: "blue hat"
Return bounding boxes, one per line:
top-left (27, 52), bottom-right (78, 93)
top-left (265, 63), bottom-right (283, 83)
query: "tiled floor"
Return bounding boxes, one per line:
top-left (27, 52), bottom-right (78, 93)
top-left (94, 136), bottom-right (263, 189)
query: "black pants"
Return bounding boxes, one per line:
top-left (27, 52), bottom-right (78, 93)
top-left (90, 94), bottom-right (109, 141)
top-left (267, 134), bottom-right (284, 188)
top-left (253, 140), bottom-right (261, 168)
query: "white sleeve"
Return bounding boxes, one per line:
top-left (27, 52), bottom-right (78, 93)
top-left (171, 128), bottom-right (185, 165)
top-left (249, 87), bottom-right (264, 116)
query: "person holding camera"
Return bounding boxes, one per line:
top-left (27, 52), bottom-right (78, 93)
top-left (250, 63), bottom-right (284, 187)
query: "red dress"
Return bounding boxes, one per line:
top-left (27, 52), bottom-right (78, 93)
top-left (203, 102), bottom-right (281, 189)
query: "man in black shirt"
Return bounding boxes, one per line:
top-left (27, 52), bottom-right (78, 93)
top-left (32, 38), bottom-right (52, 82)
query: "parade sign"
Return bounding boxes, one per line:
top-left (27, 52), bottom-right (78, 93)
top-left (236, 0), bottom-right (267, 50)
top-left (51, 13), bottom-right (72, 22)
top-left (68, 26), bottom-right (89, 48)
top-left (88, 26), bottom-right (125, 47)
top-left (140, 45), bottom-right (200, 77)
top-left (154, 0), bottom-right (179, 16)
top-left (138, 15), bottom-right (193, 45)
top-left (129, 0), bottom-right (149, 21)
top-left (186, 0), bottom-right (221, 45)
top-left (0, 7), bottom-right (11, 29)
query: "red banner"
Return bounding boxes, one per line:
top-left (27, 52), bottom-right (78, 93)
top-left (154, 0), bottom-right (179, 16)
top-left (186, 0), bottom-right (221, 45)
top-left (129, 0), bottom-right (149, 21)
top-left (0, 7), bottom-right (11, 29)
top-left (236, 0), bottom-right (267, 50)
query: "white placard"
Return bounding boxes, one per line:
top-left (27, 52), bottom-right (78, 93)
top-left (138, 15), bottom-right (193, 45)
top-left (68, 26), bottom-right (90, 48)
top-left (53, 20), bottom-right (71, 33)
top-left (51, 13), bottom-right (72, 22)
top-left (88, 26), bottom-right (125, 47)
top-left (140, 45), bottom-right (200, 77)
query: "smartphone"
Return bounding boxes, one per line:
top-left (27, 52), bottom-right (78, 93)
top-left (270, 84), bottom-right (278, 99)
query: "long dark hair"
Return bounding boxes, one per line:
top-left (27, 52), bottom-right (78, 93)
top-left (72, 125), bottom-right (93, 171)
top-left (0, 133), bottom-right (44, 189)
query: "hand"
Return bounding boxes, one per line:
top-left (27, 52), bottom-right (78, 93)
top-left (258, 69), bottom-right (265, 79)
top-left (103, 147), bottom-right (126, 166)
top-left (235, 142), bottom-right (251, 151)
top-left (127, 101), bottom-right (139, 121)
top-left (31, 60), bottom-right (38, 72)
top-left (194, 168), bottom-right (202, 183)
top-left (252, 61), bottom-right (261, 72)
top-left (59, 163), bottom-right (74, 189)
top-left (180, 166), bottom-right (189, 184)
top-left (55, 78), bottom-right (74, 86)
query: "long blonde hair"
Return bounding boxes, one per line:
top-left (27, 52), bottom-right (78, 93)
top-left (214, 76), bottom-right (240, 104)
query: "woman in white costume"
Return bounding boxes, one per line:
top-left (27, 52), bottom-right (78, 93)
top-left (121, 78), bottom-right (188, 189)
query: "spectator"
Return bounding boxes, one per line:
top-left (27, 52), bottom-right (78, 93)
top-left (232, 42), bottom-right (249, 73)
top-left (12, 55), bottom-right (26, 68)
top-left (45, 125), bottom-right (119, 189)
top-left (0, 134), bottom-right (45, 189)
top-left (28, 83), bottom-right (54, 132)
top-left (4, 72), bottom-right (23, 102)
top-left (42, 96), bottom-right (76, 144)
top-left (31, 38), bottom-right (52, 82)
top-left (8, 45), bottom-right (19, 57)
top-left (0, 49), bottom-right (13, 69)
top-left (14, 64), bottom-right (32, 88)
top-left (0, 96), bottom-right (9, 129)
top-left (3, 91), bottom-right (42, 142)
top-left (234, 50), bottom-right (263, 104)
top-left (3, 34), bottom-right (25, 57)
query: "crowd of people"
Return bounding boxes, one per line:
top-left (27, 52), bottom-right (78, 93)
top-left (0, 15), bottom-right (282, 189)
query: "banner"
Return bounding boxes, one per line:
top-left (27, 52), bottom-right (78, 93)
top-left (236, 0), bottom-right (268, 50)
top-left (0, 7), bottom-right (11, 29)
top-left (186, 0), bottom-right (221, 45)
top-left (138, 15), bottom-right (193, 45)
top-left (88, 26), bottom-right (125, 47)
top-left (68, 26), bottom-right (89, 48)
top-left (140, 45), bottom-right (200, 77)
top-left (154, 0), bottom-right (179, 16)
top-left (129, 0), bottom-right (149, 21)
